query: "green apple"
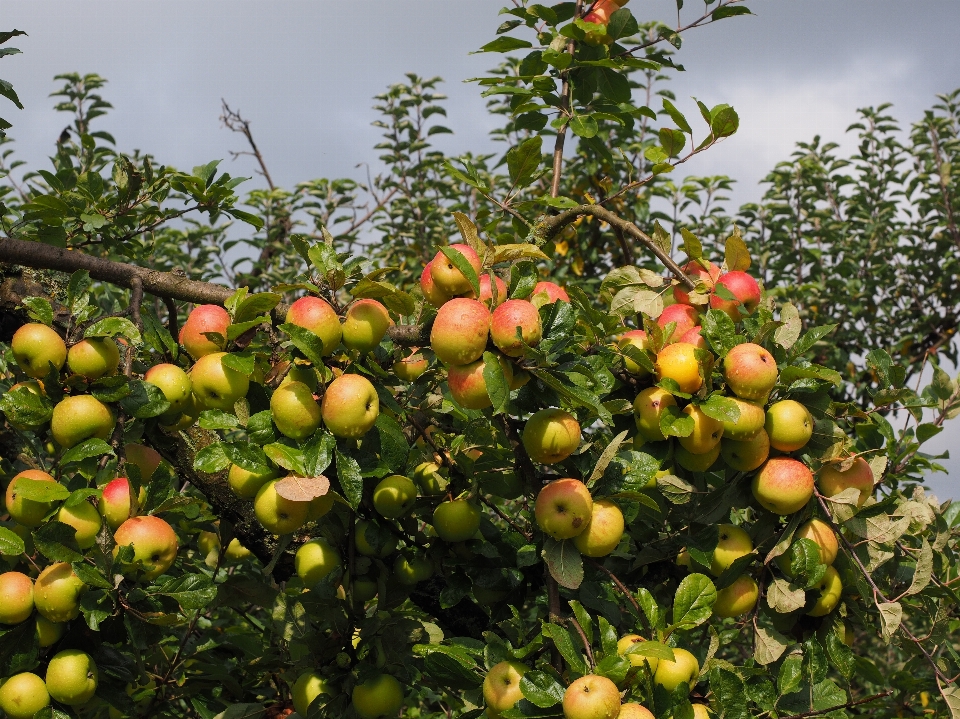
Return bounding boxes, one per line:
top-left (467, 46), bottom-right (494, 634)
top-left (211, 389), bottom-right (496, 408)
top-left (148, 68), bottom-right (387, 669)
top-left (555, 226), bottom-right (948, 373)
top-left (522, 408), bottom-right (582, 464)
top-left (562, 674), bottom-right (621, 719)
top-left (0, 672), bottom-right (50, 719)
top-left (51, 394), bottom-right (116, 449)
top-left (351, 673), bottom-right (404, 719)
top-left (807, 566), bottom-right (843, 616)
top-left (817, 457), bottom-right (874, 507)
top-left (67, 337), bottom-right (120, 380)
top-left (227, 463), bottom-right (278, 499)
top-left (483, 661), bottom-right (528, 719)
top-left (5, 469), bottom-right (59, 528)
top-left (429, 243), bottom-right (481, 295)
top-left (190, 352), bottom-right (249, 411)
top-left (535, 478), bottom-right (593, 540)
top-left (372, 475), bottom-right (418, 519)
top-left (179, 305), bottom-right (230, 360)
top-left (254, 480), bottom-right (309, 535)
top-left (11, 323), bottom-right (67, 379)
top-left (618, 703), bottom-right (656, 719)
top-left (433, 500), bottom-right (481, 542)
top-left (412, 462), bottom-right (448, 496)
top-left (224, 538), bottom-right (251, 561)
top-left (392, 353), bottom-right (429, 382)
top-left (307, 492), bottom-right (335, 522)
top-left (633, 387), bottom-right (678, 442)
top-left (124, 443), bottom-right (163, 481)
top-left (280, 363), bottom-right (319, 390)
top-left (342, 299), bottom-right (392, 354)
top-left (713, 574), bottom-right (759, 617)
top-left (45, 648), bottom-right (98, 706)
top-left (144, 363), bottom-right (193, 422)
top-left (573, 499), bottom-right (624, 557)
top-left (355, 520), bottom-right (398, 558)
top-left (753, 457), bottom-right (814, 515)
top-left (723, 342), bottom-right (778, 400)
top-left (295, 538), bottom-right (341, 586)
top-left (270, 380), bottom-right (321, 440)
top-left (765, 400), bottom-right (813, 452)
top-left (0, 571), bottom-right (34, 624)
top-left (490, 299), bottom-right (542, 357)
top-left (720, 429), bottom-right (770, 472)
top-left (321, 374), bottom-right (379, 439)
top-left (292, 671), bottom-right (335, 716)
top-left (711, 524), bottom-right (753, 576)
top-left (429, 297), bottom-right (491, 366)
top-left (393, 553), bottom-right (434, 586)
top-left (617, 634), bottom-right (659, 675)
top-left (58, 500), bottom-right (102, 549)
top-left (691, 704), bottom-right (713, 719)
top-left (653, 647), bottom-right (699, 693)
top-left (36, 615), bottom-right (65, 647)
top-left (677, 405), bottom-right (724, 454)
top-left (113, 515), bottom-right (179, 580)
top-left (720, 398), bottom-right (765, 441)
top-left (353, 576), bottom-right (379, 602)
top-left (99, 477), bottom-right (139, 530)
top-left (675, 442), bottom-right (721, 473)
top-left (34, 562), bottom-right (85, 623)
top-left (285, 296), bottom-right (343, 356)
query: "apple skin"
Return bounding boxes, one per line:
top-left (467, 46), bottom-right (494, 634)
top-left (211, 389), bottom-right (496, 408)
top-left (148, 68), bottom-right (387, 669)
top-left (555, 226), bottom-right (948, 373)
top-left (618, 330), bottom-right (651, 376)
top-left (45, 648), bottom-right (98, 706)
top-left (817, 457), bottom-right (874, 507)
top-left (11, 323), bottom-right (67, 379)
top-left (678, 405), bottom-right (724, 454)
top-left (655, 342), bottom-right (706, 394)
top-left (573, 498), bottom-right (624, 557)
top-left (723, 343), bottom-right (778, 401)
top-left (807, 565), bottom-right (843, 616)
top-left (227, 464), bottom-right (277, 500)
top-left (51, 394), bottom-right (116, 449)
top-left (393, 352), bottom-right (429, 382)
top-left (114, 515), bottom-right (179, 580)
top-left (36, 615), bottom-right (64, 647)
top-left (491, 299), bottom-right (542, 357)
top-left (532, 281), bottom-right (570, 304)
top-left (430, 298), bottom-right (491, 366)
top-left (713, 574), bottom-right (759, 617)
top-left (691, 705), bottom-right (713, 719)
top-left (254, 480), bottom-right (309, 535)
top-left (448, 355), bottom-right (513, 410)
top-left (522, 408), bottom-right (582, 464)
top-left (270, 380), bottom-right (321, 440)
top-left (124, 443), bottom-right (163, 481)
top-left (413, 462), bottom-right (448, 496)
top-left (100, 478), bottom-right (144, 530)
top-left (393, 553), bottom-right (434, 586)
top-left (285, 296), bottom-right (343, 356)
top-left (67, 337), bottom-right (120, 380)
top-left (58, 500), bottom-right (102, 549)
top-left (0, 571), bottom-right (34, 625)
top-left (657, 303), bottom-right (700, 343)
top-left (720, 428), bottom-right (770, 472)
top-left (674, 260), bottom-right (722, 305)
top-left (710, 271), bottom-right (761, 321)
top-left (0, 672), bottom-right (50, 719)
top-left (675, 442), bottom-right (721, 473)
top-left (535, 478), bottom-right (593, 540)
top-left (292, 671), bottom-right (334, 716)
top-left (342, 299), bottom-right (392, 354)
top-left (479, 273), bottom-right (508, 307)
top-left (373, 475), bottom-right (418, 519)
top-left (433, 500), bottom-right (482, 542)
top-left (795, 518), bottom-right (839, 565)
top-left (352, 673), bottom-right (404, 719)
top-left (617, 634), bottom-right (659, 674)
top-left (712, 524), bottom-right (753, 576)
top-left (633, 387), bottom-right (678, 442)
top-left (144, 363), bottom-right (193, 421)
top-left (5, 469), bottom-right (59, 528)
top-left (618, 703), bottom-right (656, 719)
top-left (483, 661), bottom-right (528, 719)
top-left (430, 243), bottom-right (482, 295)
top-left (653, 647), bottom-right (700, 693)
top-left (765, 400), bottom-right (813, 452)
top-left (355, 520), bottom-right (398, 557)
top-left (190, 352), bottom-right (250, 412)
top-left (721, 398), bottom-right (766, 441)
top-left (295, 538), bottom-right (342, 586)
top-left (179, 304), bottom-right (230, 360)
top-left (562, 674), bottom-right (621, 719)
top-left (420, 265), bottom-right (453, 308)
top-left (678, 326), bottom-right (708, 349)
top-left (320, 373), bottom-right (380, 439)
top-left (752, 457), bottom-right (814, 515)
top-left (34, 562), bottom-right (85, 623)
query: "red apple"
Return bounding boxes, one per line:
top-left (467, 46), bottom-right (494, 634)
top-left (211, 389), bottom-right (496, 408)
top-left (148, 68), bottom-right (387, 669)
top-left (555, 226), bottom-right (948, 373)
top-left (179, 305), bottom-right (230, 360)
top-left (430, 298), bottom-right (491, 366)
top-left (448, 356), bottom-right (514, 410)
top-left (535, 478), bottom-right (593, 540)
top-left (285, 296), bottom-right (343, 356)
top-left (677, 326), bottom-right (707, 349)
top-left (429, 243), bottom-right (482, 295)
top-left (752, 457), bottom-right (814, 515)
top-left (723, 343), bottom-right (777, 400)
top-left (710, 271), bottom-right (761, 322)
top-left (817, 457), bottom-right (874, 507)
top-left (674, 260), bottom-right (721, 305)
top-left (420, 265), bottom-right (453, 308)
top-left (479, 273), bottom-right (508, 307)
top-left (490, 299), bottom-right (542, 357)
top-left (657, 304), bottom-right (699, 343)
top-left (532, 281), bottom-right (569, 304)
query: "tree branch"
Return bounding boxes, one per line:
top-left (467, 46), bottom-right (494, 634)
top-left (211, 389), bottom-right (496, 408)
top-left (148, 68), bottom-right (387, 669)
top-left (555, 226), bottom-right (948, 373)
top-left (777, 691), bottom-right (892, 719)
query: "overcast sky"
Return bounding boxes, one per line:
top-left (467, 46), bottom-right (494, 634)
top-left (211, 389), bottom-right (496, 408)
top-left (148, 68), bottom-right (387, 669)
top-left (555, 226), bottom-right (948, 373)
top-left (4, 0), bottom-right (960, 498)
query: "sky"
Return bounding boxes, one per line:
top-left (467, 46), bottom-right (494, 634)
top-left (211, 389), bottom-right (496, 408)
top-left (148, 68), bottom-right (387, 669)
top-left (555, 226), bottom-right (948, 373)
top-left (3, 0), bottom-right (960, 498)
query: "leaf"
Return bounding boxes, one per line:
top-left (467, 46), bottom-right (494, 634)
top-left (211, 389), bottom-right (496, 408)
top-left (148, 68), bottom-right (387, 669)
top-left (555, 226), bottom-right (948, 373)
top-left (32, 521), bottom-right (82, 563)
top-left (482, 352), bottom-right (510, 415)
top-left (672, 573), bottom-right (716, 628)
top-left (154, 574), bottom-right (218, 610)
top-left (773, 303), bottom-right (801, 349)
top-left (519, 671), bottom-right (564, 707)
top-left (766, 577), bottom-right (805, 614)
top-left (198, 409), bottom-right (240, 431)
top-left (702, 308), bottom-right (738, 356)
top-left (452, 211), bottom-right (485, 257)
top-left (724, 228), bottom-right (751, 271)
top-left (193, 443), bottom-right (230, 474)
top-left (492, 243), bottom-right (550, 264)
top-left (940, 684), bottom-right (960, 719)
top-left (653, 220), bottom-right (672, 255)
top-left (569, 115), bottom-right (598, 139)
top-left (710, 668), bottom-right (749, 719)
top-left (479, 36), bottom-right (533, 53)
top-left (586, 430), bottom-right (630, 487)
top-left (335, 447), bottom-right (363, 509)
top-left (659, 127), bottom-right (686, 157)
top-left (657, 473), bottom-right (695, 504)
top-left (221, 442), bottom-right (271, 474)
top-left (712, 5), bottom-right (752, 20)
top-left (542, 538), bottom-right (583, 590)
top-left (624, 641), bottom-right (675, 662)
top-left (274, 475), bottom-right (330, 502)
top-left (212, 704), bottom-right (265, 719)
top-left (710, 104), bottom-right (740, 138)
top-left (753, 624), bottom-right (789, 665)
top-left (698, 394), bottom-right (741, 424)
top-left (21, 296), bottom-right (54, 325)
top-left (634, 289), bottom-right (664, 319)
top-left (878, 601), bottom-right (902, 643)
top-left (279, 323), bottom-right (328, 367)
top-left (60, 438), bottom-right (114, 466)
top-left (662, 98), bottom-right (692, 134)
top-left (905, 539), bottom-right (933, 596)
top-left (505, 135), bottom-right (543, 188)
top-left (541, 622), bottom-right (587, 675)
top-left (440, 245), bottom-right (481, 298)
top-left (0, 526), bottom-right (26, 556)
top-left (85, 316), bottom-right (143, 346)
top-left (680, 228), bottom-right (703, 261)
top-left (262, 443), bottom-right (307, 475)
top-left (12, 478), bottom-right (70, 503)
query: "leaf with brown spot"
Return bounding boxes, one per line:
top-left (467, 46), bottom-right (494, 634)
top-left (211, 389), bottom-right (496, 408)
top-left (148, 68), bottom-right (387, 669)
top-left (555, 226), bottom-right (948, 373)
top-left (274, 475), bottom-right (330, 502)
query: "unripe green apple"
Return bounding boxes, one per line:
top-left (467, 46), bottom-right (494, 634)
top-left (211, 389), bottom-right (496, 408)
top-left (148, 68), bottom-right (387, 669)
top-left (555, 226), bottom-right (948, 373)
top-left (448, 355), bottom-right (514, 410)
top-left (67, 337), bottom-right (120, 380)
top-left (0, 672), bottom-right (50, 719)
top-left (5, 469), bottom-right (59, 528)
top-left (100, 478), bottom-right (140, 530)
top-left (280, 363), bottom-right (319, 391)
top-left (36, 615), bottom-right (65, 647)
top-left (535, 478), bottom-right (593, 540)
top-left (713, 574), bottom-right (759, 617)
top-left (531, 281), bottom-right (569, 304)
top-left (307, 492), bottom-right (335, 522)
top-left (46, 648), bottom-right (98, 705)
top-left (254, 480), bottom-right (308, 535)
top-left (353, 576), bottom-right (379, 602)
top-left (198, 530), bottom-right (219, 560)
top-left (373, 475), bottom-right (418, 519)
top-left (675, 442), bottom-right (721, 472)
top-left (795, 518), bottom-right (839, 565)
top-left (616, 634), bottom-right (659, 674)
top-left (0, 571), bottom-right (34, 624)
top-left (618, 329), bottom-right (651, 376)
top-left (124, 443), bottom-right (162, 481)
top-left (483, 661), bottom-right (528, 719)
top-left (817, 456), bottom-right (874, 507)
top-left (51, 394), bottom-right (116, 449)
top-left (765, 400), bottom-right (813, 452)
top-left (351, 673), bottom-right (404, 719)
top-left (295, 538), bottom-right (341, 586)
top-left (393, 553), bottom-right (434, 585)
top-left (562, 674), bottom-right (621, 719)
top-left (430, 297), bottom-right (491, 366)
top-left (618, 704), bottom-right (656, 719)
top-left (227, 464), bottom-right (278, 499)
top-left (190, 352), bottom-right (249, 411)
top-left (573, 498), bottom-right (624, 557)
top-left (224, 538), bottom-right (251, 561)
top-left (179, 304), bottom-right (230, 360)
top-left (657, 303), bottom-right (700, 344)
top-left (320, 373), bottom-right (379, 439)
top-left (412, 462), bottom-right (448, 496)
top-left (723, 343), bottom-right (777, 401)
top-left (429, 243), bottom-right (482, 295)
top-left (420, 265), bottom-right (453, 308)
top-left (653, 647), bottom-right (699, 693)
top-left (342, 299), bottom-right (392, 354)
top-left (655, 342), bottom-right (707, 394)
top-left (720, 398), bottom-right (765, 441)
top-left (292, 670), bottom-right (335, 716)
top-left (393, 352), bottom-right (429, 382)
top-left (678, 405), bottom-right (724, 454)
top-left (34, 562), bottom-right (85, 623)
top-left (633, 387), bottom-right (678, 442)
top-left (806, 565), bottom-right (843, 616)
top-left (355, 520), bottom-right (398, 557)
top-left (144, 363), bottom-right (193, 422)
top-left (285, 296), bottom-right (342, 356)
top-left (490, 299), bottom-right (542, 357)
top-left (270, 381), bottom-right (321, 440)
top-left (711, 524), bottom-right (753, 576)
top-left (522, 408), bottom-right (581, 464)
top-left (113, 515), bottom-right (179, 580)
top-left (752, 457), bottom-right (814, 515)
top-left (720, 428), bottom-right (770, 472)
top-left (433, 500), bottom-right (481, 542)
top-left (58, 500), bottom-right (102, 549)
top-left (11, 323), bottom-right (66, 379)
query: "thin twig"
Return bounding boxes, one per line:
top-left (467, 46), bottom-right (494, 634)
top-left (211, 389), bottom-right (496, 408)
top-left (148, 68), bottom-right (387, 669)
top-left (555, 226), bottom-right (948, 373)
top-left (777, 691), bottom-right (893, 719)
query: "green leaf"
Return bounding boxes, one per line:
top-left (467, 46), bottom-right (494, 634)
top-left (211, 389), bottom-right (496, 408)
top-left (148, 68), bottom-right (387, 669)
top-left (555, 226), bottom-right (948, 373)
top-left (440, 245), bottom-right (481, 298)
top-left (541, 621), bottom-right (587, 674)
top-left (21, 296), bottom-right (54, 325)
top-left (119, 379), bottom-right (170, 419)
top-left (569, 115), bottom-right (598, 139)
top-left (586, 430), bottom-right (630, 487)
top-left (659, 405), bottom-right (694, 438)
top-left (85, 316), bottom-right (143, 346)
top-left (712, 6), bottom-right (752, 20)
top-left (479, 36), bottom-right (533, 53)
top-left (13, 478), bottom-right (70, 503)
top-left (263, 443), bottom-right (307, 475)
top-left (505, 135), bottom-right (544, 188)
top-left (222, 442), bottom-right (272, 474)
top-left (542, 538), bottom-right (583, 589)
top-left (662, 98), bottom-right (692, 134)
top-left (154, 574), bottom-right (218, 610)
top-left (198, 409), bottom-right (241, 431)
top-left (194, 443), bottom-right (230, 474)
top-left (702, 309), bottom-right (739, 356)
top-left (492, 244), bottom-right (551, 264)
top-left (71, 561), bottom-right (112, 590)
top-left (624, 640), bottom-right (675, 662)
top-left (792, 324), bottom-right (837, 357)
top-left (0, 384), bottom-right (53, 429)
top-left (710, 667), bottom-right (749, 719)
top-left (773, 303), bottom-right (801, 349)
top-left (221, 352), bottom-right (257, 377)
top-left (672, 573), bottom-right (716, 628)
top-left (659, 127), bottom-right (686, 157)
top-left (905, 539), bottom-right (933, 596)
top-left (335, 447), bottom-right (363, 509)
top-left (482, 352), bottom-right (510, 415)
top-left (680, 228), bottom-right (703, 261)
top-left (698, 394), bottom-right (741, 424)
top-left (0, 527), bottom-right (26, 556)
top-left (60, 438), bottom-right (114, 466)
top-left (710, 104), bottom-right (739, 137)
top-left (33, 520), bottom-right (82, 562)
top-left (519, 671), bottom-right (564, 707)
top-left (279, 323), bottom-right (328, 367)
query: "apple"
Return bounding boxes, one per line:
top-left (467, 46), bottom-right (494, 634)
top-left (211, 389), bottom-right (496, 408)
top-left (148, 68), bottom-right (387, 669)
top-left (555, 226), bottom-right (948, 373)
top-left (657, 303), bottom-right (700, 343)
top-left (752, 457), bottom-right (814, 515)
top-left (114, 515), bottom-right (179, 580)
top-left (633, 387), bottom-right (678, 442)
top-left (224, 538), bottom-right (251, 561)
top-left (100, 478), bottom-right (142, 530)
top-left (807, 566), bottom-right (843, 616)
top-left (307, 491), bottom-right (335, 522)
top-left (430, 243), bottom-right (482, 295)
top-left (678, 326), bottom-right (707, 349)
top-left (45, 648), bottom-right (98, 706)
top-left (655, 342), bottom-right (706, 394)
top-left (430, 298), bottom-right (491, 366)
top-left (479, 273), bottom-right (508, 307)
top-left (618, 330), bottom-right (651, 376)
top-left (51, 394), bottom-right (116, 448)
top-left (352, 673), bottom-right (404, 719)
top-left (179, 304), bottom-right (230, 360)
top-left (36, 615), bottom-right (65, 647)
top-left (433, 499), bottom-right (482, 542)
top-left (190, 352), bottom-right (250, 411)
top-left (285, 296), bottom-right (343, 356)
top-left (413, 462), bottom-right (448, 496)
top-left (0, 571), bottom-right (34, 624)
top-left (522, 408), bottom-right (582, 464)
top-left (618, 704), bottom-right (656, 719)
top-left (321, 373), bottom-right (380, 438)
top-left (720, 428), bottom-right (770, 472)
top-left (765, 400), bottom-right (813, 452)
top-left (67, 337), bottom-right (120, 380)
top-left (817, 457), bottom-right (874, 507)
top-left (535, 478), bottom-right (593, 540)
top-left (295, 538), bottom-right (342, 586)
top-left (393, 352), bottom-right (429, 382)
top-left (355, 520), bottom-right (398, 557)
top-left (713, 574), bottom-right (759, 617)
top-left (270, 380), bottom-right (321, 440)
top-left (124, 443), bottom-right (163, 481)
top-left (448, 355), bottom-right (513, 410)
top-left (58, 500), bottom-right (102, 549)
top-left (617, 634), bottom-right (659, 674)
top-left (675, 442), bottom-right (721, 473)
top-left (678, 405), bottom-right (724, 454)
top-left (710, 271), bottom-right (761, 321)
top-left (373, 475), bottom-right (418, 519)
top-left (723, 343), bottom-right (777, 400)
top-left (225, 463), bottom-right (277, 499)
top-left (711, 524), bottom-right (752, 576)
top-left (144, 363), bottom-right (193, 421)
top-left (420, 265), bottom-right (453, 308)
top-left (280, 363), bottom-right (319, 391)
top-left (0, 672), bottom-right (50, 719)
top-left (11, 323), bottom-right (66, 378)
top-left (532, 281), bottom-right (569, 304)
top-left (342, 299), bottom-right (392, 354)
top-left (692, 704), bottom-right (713, 719)
top-left (34, 562), bottom-right (85, 622)
top-left (582, 0), bottom-right (617, 25)
top-left (720, 398), bottom-right (766, 440)
top-left (562, 674), bottom-right (621, 719)
top-left (483, 661), bottom-right (528, 719)
top-left (5, 469), bottom-right (59, 528)
top-left (292, 671), bottom-right (335, 716)
top-left (393, 553), bottom-right (434, 586)
top-left (352, 576), bottom-right (379, 602)
top-left (653, 647), bottom-right (699, 693)
top-left (253, 480), bottom-right (309, 535)
top-left (674, 260), bottom-right (721, 305)
top-left (573, 499), bottom-right (624, 557)
top-left (491, 299), bottom-right (542, 357)
top-left (795, 518), bottom-right (839, 565)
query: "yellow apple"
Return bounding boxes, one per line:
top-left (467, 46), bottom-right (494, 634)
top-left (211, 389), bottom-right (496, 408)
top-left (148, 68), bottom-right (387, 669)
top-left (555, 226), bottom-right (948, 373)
top-left (351, 673), bottom-right (404, 719)
top-left (535, 478), bottom-right (593, 540)
top-left (562, 674), bottom-right (621, 719)
top-left (711, 524), bottom-right (753, 576)
top-left (522, 408), bottom-right (581, 464)
top-left (720, 428), bottom-right (770, 472)
top-left (677, 405), bottom-right (724, 454)
top-left (483, 661), bottom-right (528, 719)
top-left (11, 323), bottom-right (66, 379)
top-left (653, 647), bottom-right (699, 693)
top-left (45, 648), bottom-right (98, 706)
top-left (617, 634), bottom-right (659, 674)
top-left (764, 400), bottom-right (813, 452)
top-left (573, 499), bottom-right (624, 557)
top-left (806, 566), bottom-right (843, 616)
top-left (655, 342), bottom-right (707, 394)
top-left (713, 574), bottom-right (759, 617)
top-left (633, 387), bottom-right (677, 442)
top-left (292, 671), bottom-right (335, 716)
top-left (295, 538), bottom-right (341, 586)
top-left (0, 672), bottom-right (50, 719)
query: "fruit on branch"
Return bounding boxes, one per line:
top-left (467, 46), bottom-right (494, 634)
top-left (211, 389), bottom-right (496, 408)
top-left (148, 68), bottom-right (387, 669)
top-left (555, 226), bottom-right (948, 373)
top-left (448, 356), bottom-right (513, 410)
top-left (413, 462), bottom-right (448, 496)
top-left (562, 674), bottom-right (621, 719)
top-left (674, 260), bottom-right (721, 305)
top-left (0, 672), bottom-right (50, 719)
top-left (713, 574), bottom-right (759, 617)
top-left (295, 538), bottom-right (342, 586)
top-left (67, 337), bottom-right (120, 380)
top-left (280, 363), bottom-right (319, 390)
top-left (342, 299), bottom-right (392, 354)
top-left (675, 442), bottom-right (721, 472)
top-left (286, 296), bottom-right (343, 356)
top-left (144, 363), bottom-right (193, 420)
top-left (806, 566), bottom-right (843, 616)
top-left (114, 515), bottom-right (179, 580)
top-left (795, 518), bottom-right (839, 564)
top-left (430, 243), bottom-right (482, 295)
top-left (270, 380), bottom-right (321, 440)
top-left (573, 498), bottom-right (624, 557)
top-left (482, 661), bottom-right (528, 719)
top-left (430, 298), bottom-right (491, 366)
top-left (657, 304), bottom-right (699, 344)
top-left (190, 352), bottom-right (250, 412)
top-left (522, 408), bottom-right (582, 464)
top-left (817, 456), bottom-right (874, 507)
top-left (351, 673), bottom-right (404, 719)
top-left (653, 647), bottom-right (699, 693)
top-left (393, 553), bottom-right (434, 585)
top-left (433, 499), bottom-right (481, 542)
top-left (490, 299), bottom-right (542, 357)
top-left (678, 326), bottom-right (707, 349)
top-left (723, 343), bottom-right (777, 401)
top-left (0, 571), bottom-right (34, 624)
top-left (36, 616), bottom-right (64, 647)
top-left (633, 387), bottom-right (677, 442)
top-left (179, 304), bottom-right (230, 360)
top-left (710, 271), bottom-right (761, 322)
top-left (57, 500), bottom-right (102, 549)
top-left (392, 352), bottom-right (428, 382)
top-left (752, 457), bottom-right (814, 515)
top-left (764, 400), bottom-right (813, 452)
top-left (320, 373), bottom-right (379, 438)
top-left (292, 671), bottom-right (335, 717)
top-left (617, 634), bottom-right (659, 674)
top-left (5, 469), bottom-right (59, 528)
top-left (618, 330), bottom-right (651, 376)
top-left (50, 394), bottom-right (116, 448)
top-left (420, 265), bottom-right (452, 308)
top-left (227, 464), bottom-right (278, 499)
top-left (719, 429), bottom-right (770, 472)
top-left (617, 704), bottom-right (655, 719)
top-left (45, 649), bottom-right (98, 706)
top-left (372, 475), bottom-right (418, 519)
top-left (691, 705), bottom-right (713, 719)
top-left (124, 443), bottom-right (162, 481)
top-left (254, 480), bottom-right (309, 535)
top-left (34, 562), bottom-right (85, 622)
top-left (677, 405), bottom-right (724, 454)
top-left (711, 524), bottom-right (752, 576)
top-left (355, 520), bottom-right (398, 557)
top-left (10, 323), bottom-right (66, 379)
top-left (532, 281), bottom-right (569, 304)
top-left (720, 398), bottom-right (765, 440)
top-left (655, 343), bottom-right (706, 394)
top-left (479, 273), bottom-right (508, 307)
top-left (535, 478), bottom-right (593, 540)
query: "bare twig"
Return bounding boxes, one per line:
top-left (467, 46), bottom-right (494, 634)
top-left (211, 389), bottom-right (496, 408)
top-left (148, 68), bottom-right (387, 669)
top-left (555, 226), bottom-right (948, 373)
top-left (221, 100), bottom-right (275, 190)
top-left (550, 0), bottom-right (583, 198)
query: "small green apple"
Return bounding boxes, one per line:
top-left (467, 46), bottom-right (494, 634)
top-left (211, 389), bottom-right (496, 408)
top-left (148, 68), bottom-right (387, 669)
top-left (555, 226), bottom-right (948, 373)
top-left (633, 387), bottom-right (678, 442)
top-left (0, 671), bottom-right (50, 719)
top-left (412, 462), bottom-right (448, 496)
top-left (227, 463), bottom-right (278, 499)
top-left (807, 566), bottom-right (843, 616)
top-left (355, 520), bottom-right (398, 557)
top-left (617, 634), bottom-right (659, 675)
top-left (144, 363), bottom-right (193, 422)
top-left (51, 394), bottom-right (116, 449)
top-left (675, 442), bottom-right (721, 473)
top-left (45, 648), bottom-right (98, 706)
top-left (351, 673), bottom-right (404, 719)
top-left (713, 574), bottom-right (759, 617)
top-left (572, 499), bottom-right (624, 557)
top-left (295, 538), bottom-right (341, 586)
top-left (720, 397), bottom-right (765, 441)
top-left (711, 524), bottom-right (753, 577)
top-left (393, 553), bottom-right (434, 586)
top-left (653, 647), bottom-right (699, 693)
top-left (372, 475), bottom-right (418, 519)
top-left (11, 323), bottom-right (66, 379)
top-left (765, 400), bottom-right (813, 452)
top-left (34, 562), bottom-right (85, 623)
top-left (36, 615), bottom-right (65, 647)
top-left (292, 671), bottom-right (335, 716)
top-left (342, 299), bottom-right (392, 354)
top-left (522, 408), bottom-right (581, 464)
top-left (433, 500), bottom-right (481, 542)
top-left (677, 405), bottom-right (724, 455)
top-left (321, 374), bottom-right (379, 439)
top-left (190, 352), bottom-right (249, 411)
top-left (720, 429), bottom-right (770, 472)
top-left (58, 500), bottom-right (102, 549)
top-left (270, 380), bottom-right (321, 440)
top-left (67, 337), bottom-right (120, 380)
top-left (254, 480), bottom-right (309, 535)
top-left (5, 469), bottom-right (59, 528)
